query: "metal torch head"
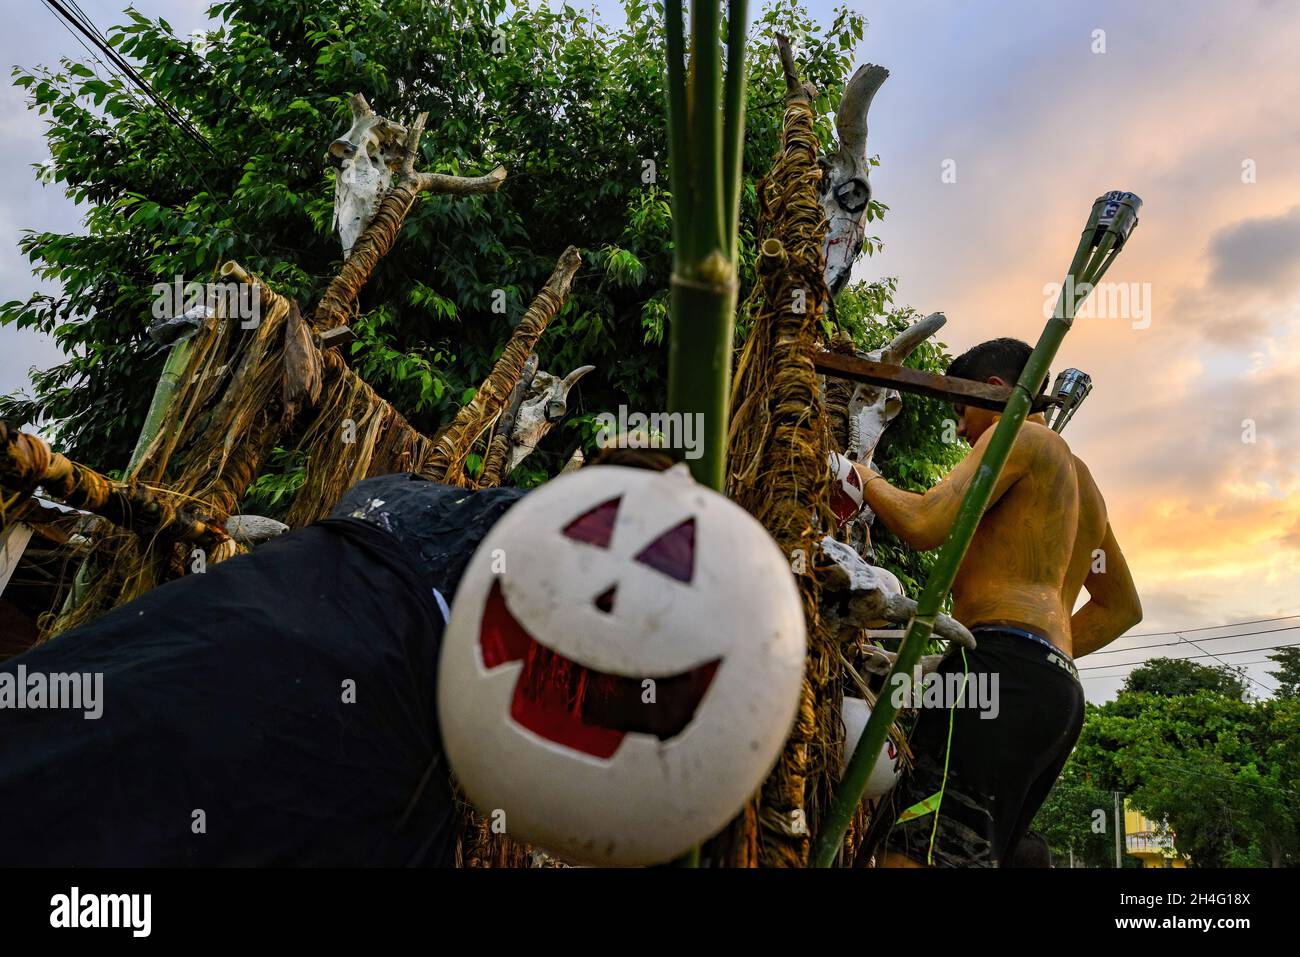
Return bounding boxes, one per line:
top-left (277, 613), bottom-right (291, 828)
top-left (1087, 190), bottom-right (1143, 252)
top-left (1048, 367), bottom-right (1093, 433)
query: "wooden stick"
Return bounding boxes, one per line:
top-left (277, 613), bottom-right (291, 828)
top-left (1, 421), bottom-right (229, 549)
top-left (813, 351), bottom-right (1057, 413)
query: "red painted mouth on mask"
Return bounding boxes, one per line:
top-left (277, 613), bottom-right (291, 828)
top-left (478, 579), bottom-right (720, 759)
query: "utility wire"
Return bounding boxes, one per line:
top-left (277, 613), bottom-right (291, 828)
top-left (1078, 641), bottom-right (1300, 673)
top-left (1122, 614), bottom-right (1300, 640)
top-left (38, 0), bottom-right (272, 264)
top-left (1088, 623), bottom-right (1300, 656)
top-left (46, 0), bottom-right (214, 153)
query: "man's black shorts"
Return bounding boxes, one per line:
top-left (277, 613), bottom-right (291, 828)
top-left (883, 626), bottom-right (1084, 867)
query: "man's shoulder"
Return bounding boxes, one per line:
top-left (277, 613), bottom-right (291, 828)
top-left (1014, 420), bottom-right (1072, 461)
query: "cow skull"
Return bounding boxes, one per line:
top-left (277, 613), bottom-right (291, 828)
top-left (818, 536), bottom-right (974, 652)
top-left (505, 365), bottom-right (595, 473)
top-left (819, 64), bottom-right (889, 298)
top-left (844, 312), bottom-right (947, 470)
top-left (328, 94), bottom-right (408, 258)
top-left (835, 311), bottom-right (945, 565)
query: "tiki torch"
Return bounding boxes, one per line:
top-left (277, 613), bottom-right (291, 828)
top-left (1047, 368), bottom-right (1093, 433)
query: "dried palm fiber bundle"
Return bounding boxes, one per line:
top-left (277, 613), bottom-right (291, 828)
top-left (36, 270), bottom-right (295, 637)
top-left (475, 354), bottom-right (537, 489)
top-left (823, 330), bottom-right (858, 451)
top-left (704, 86), bottom-right (840, 867)
top-left (7, 475), bottom-right (225, 643)
top-left (0, 421), bottom-right (229, 550)
top-left (421, 246), bottom-right (582, 487)
top-left (282, 349), bottom-right (437, 526)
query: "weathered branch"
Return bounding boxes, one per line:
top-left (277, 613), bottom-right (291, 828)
top-left (1, 421), bottom-right (229, 549)
top-left (775, 33), bottom-right (816, 104)
top-left (423, 246), bottom-right (583, 484)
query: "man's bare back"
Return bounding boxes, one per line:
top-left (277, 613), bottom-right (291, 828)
top-left (950, 419), bottom-right (1079, 651)
top-left (856, 414), bottom-right (1140, 657)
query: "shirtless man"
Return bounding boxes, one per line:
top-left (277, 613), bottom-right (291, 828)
top-left (850, 337), bottom-right (1142, 867)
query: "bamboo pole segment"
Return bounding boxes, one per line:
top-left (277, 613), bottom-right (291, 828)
top-left (664, 0), bottom-right (748, 491)
top-left (813, 191), bottom-right (1142, 867)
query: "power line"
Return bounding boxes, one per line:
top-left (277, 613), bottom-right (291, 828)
top-left (1174, 630), bottom-right (1278, 697)
top-left (44, 0), bottom-right (214, 153)
top-left (1078, 641), bottom-right (1300, 673)
top-left (37, 0), bottom-right (273, 265)
top-left (1122, 614), bottom-right (1300, 640)
top-left (1088, 623), bottom-right (1300, 656)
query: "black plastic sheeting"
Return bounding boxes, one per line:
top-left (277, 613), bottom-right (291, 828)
top-left (0, 474), bottom-right (523, 865)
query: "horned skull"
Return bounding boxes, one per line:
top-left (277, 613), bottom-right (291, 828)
top-left (817, 536), bottom-right (974, 653)
top-left (844, 312), bottom-right (947, 469)
top-left (328, 94), bottom-right (408, 258)
top-left (505, 365), bottom-right (596, 474)
top-left (819, 64), bottom-right (889, 298)
top-left (836, 311), bottom-right (946, 560)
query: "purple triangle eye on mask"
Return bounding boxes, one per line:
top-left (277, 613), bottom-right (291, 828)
top-left (561, 496), bottom-right (620, 547)
top-left (633, 518), bottom-right (696, 583)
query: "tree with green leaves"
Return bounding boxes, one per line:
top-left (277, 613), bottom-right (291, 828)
top-left (1266, 646), bottom-right (1300, 699)
top-left (1122, 657), bottom-right (1249, 700)
top-left (4, 0), bottom-right (958, 566)
top-left (1035, 688), bottom-right (1300, 867)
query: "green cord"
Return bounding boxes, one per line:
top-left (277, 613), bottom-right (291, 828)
top-left (925, 646), bottom-right (971, 865)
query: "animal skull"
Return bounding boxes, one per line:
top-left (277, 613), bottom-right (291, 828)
top-left (819, 63), bottom-right (889, 298)
top-left (328, 94), bottom-right (408, 258)
top-left (844, 312), bottom-right (947, 470)
top-left (837, 312), bottom-right (946, 558)
top-left (506, 365), bottom-right (595, 474)
top-left (817, 536), bottom-right (974, 651)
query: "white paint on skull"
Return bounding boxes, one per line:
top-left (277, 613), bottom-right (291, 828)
top-left (840, 697), bottom-right (902, 796)
top-left (506, 364), bottom-right (595, 473)
top-left (329, 96), bottom-right (408, 258)
top-left (820, 64), bottom-right (889, 297)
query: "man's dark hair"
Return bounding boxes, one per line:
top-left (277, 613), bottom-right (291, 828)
top-left (947, 338), bottom-right (1049, 395)
top-left (1006, 831), bottom-right (1053, 868)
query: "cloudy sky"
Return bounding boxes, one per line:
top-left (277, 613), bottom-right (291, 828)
top-left (2, 1), bottom-right (1297, 700)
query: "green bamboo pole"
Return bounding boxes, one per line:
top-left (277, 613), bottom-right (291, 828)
top-left (812, 191), bottom-right (1142, 867)
top-left (60, 336), bottom-right (197, 616)
top-left (662, 0), bottom-right (749, 867)
top-left (665, 0), bottom-right (746, 491)
top-left (128, 338), bottom-right (198, 473)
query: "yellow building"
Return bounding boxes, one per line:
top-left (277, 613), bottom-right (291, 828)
top-left (1124, 802), bottom-right (1190, 868)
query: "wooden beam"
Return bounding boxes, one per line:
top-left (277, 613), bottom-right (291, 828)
top-left (813, 351), bottom-right (1057, 413)
top-left (0, 523), bottom-right (34, 598)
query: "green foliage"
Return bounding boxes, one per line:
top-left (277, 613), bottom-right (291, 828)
top-left (242, 446), bottom-right (309, 518)
top-left (1266, 646), bottom-right (1300, 700)
top-left (1030, 754), bottom-right (1123, 868)
top-left (1034, 684), bottom-right (1300, 867)
top-left (1122, 657), bottom-right (1249, 701)
top-left (2, 0), bottom-right (881, 478)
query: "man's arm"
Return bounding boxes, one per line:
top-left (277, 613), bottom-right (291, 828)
top-left (854, 424), bottom-right (1033, 552)
top-left (1070, 522), bottom-right (1142, 657)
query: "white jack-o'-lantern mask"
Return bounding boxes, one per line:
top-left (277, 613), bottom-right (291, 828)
top-left (438, 464), bottom-right (807, 866)
top-left (841, 697), bottom-right (902, 798)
